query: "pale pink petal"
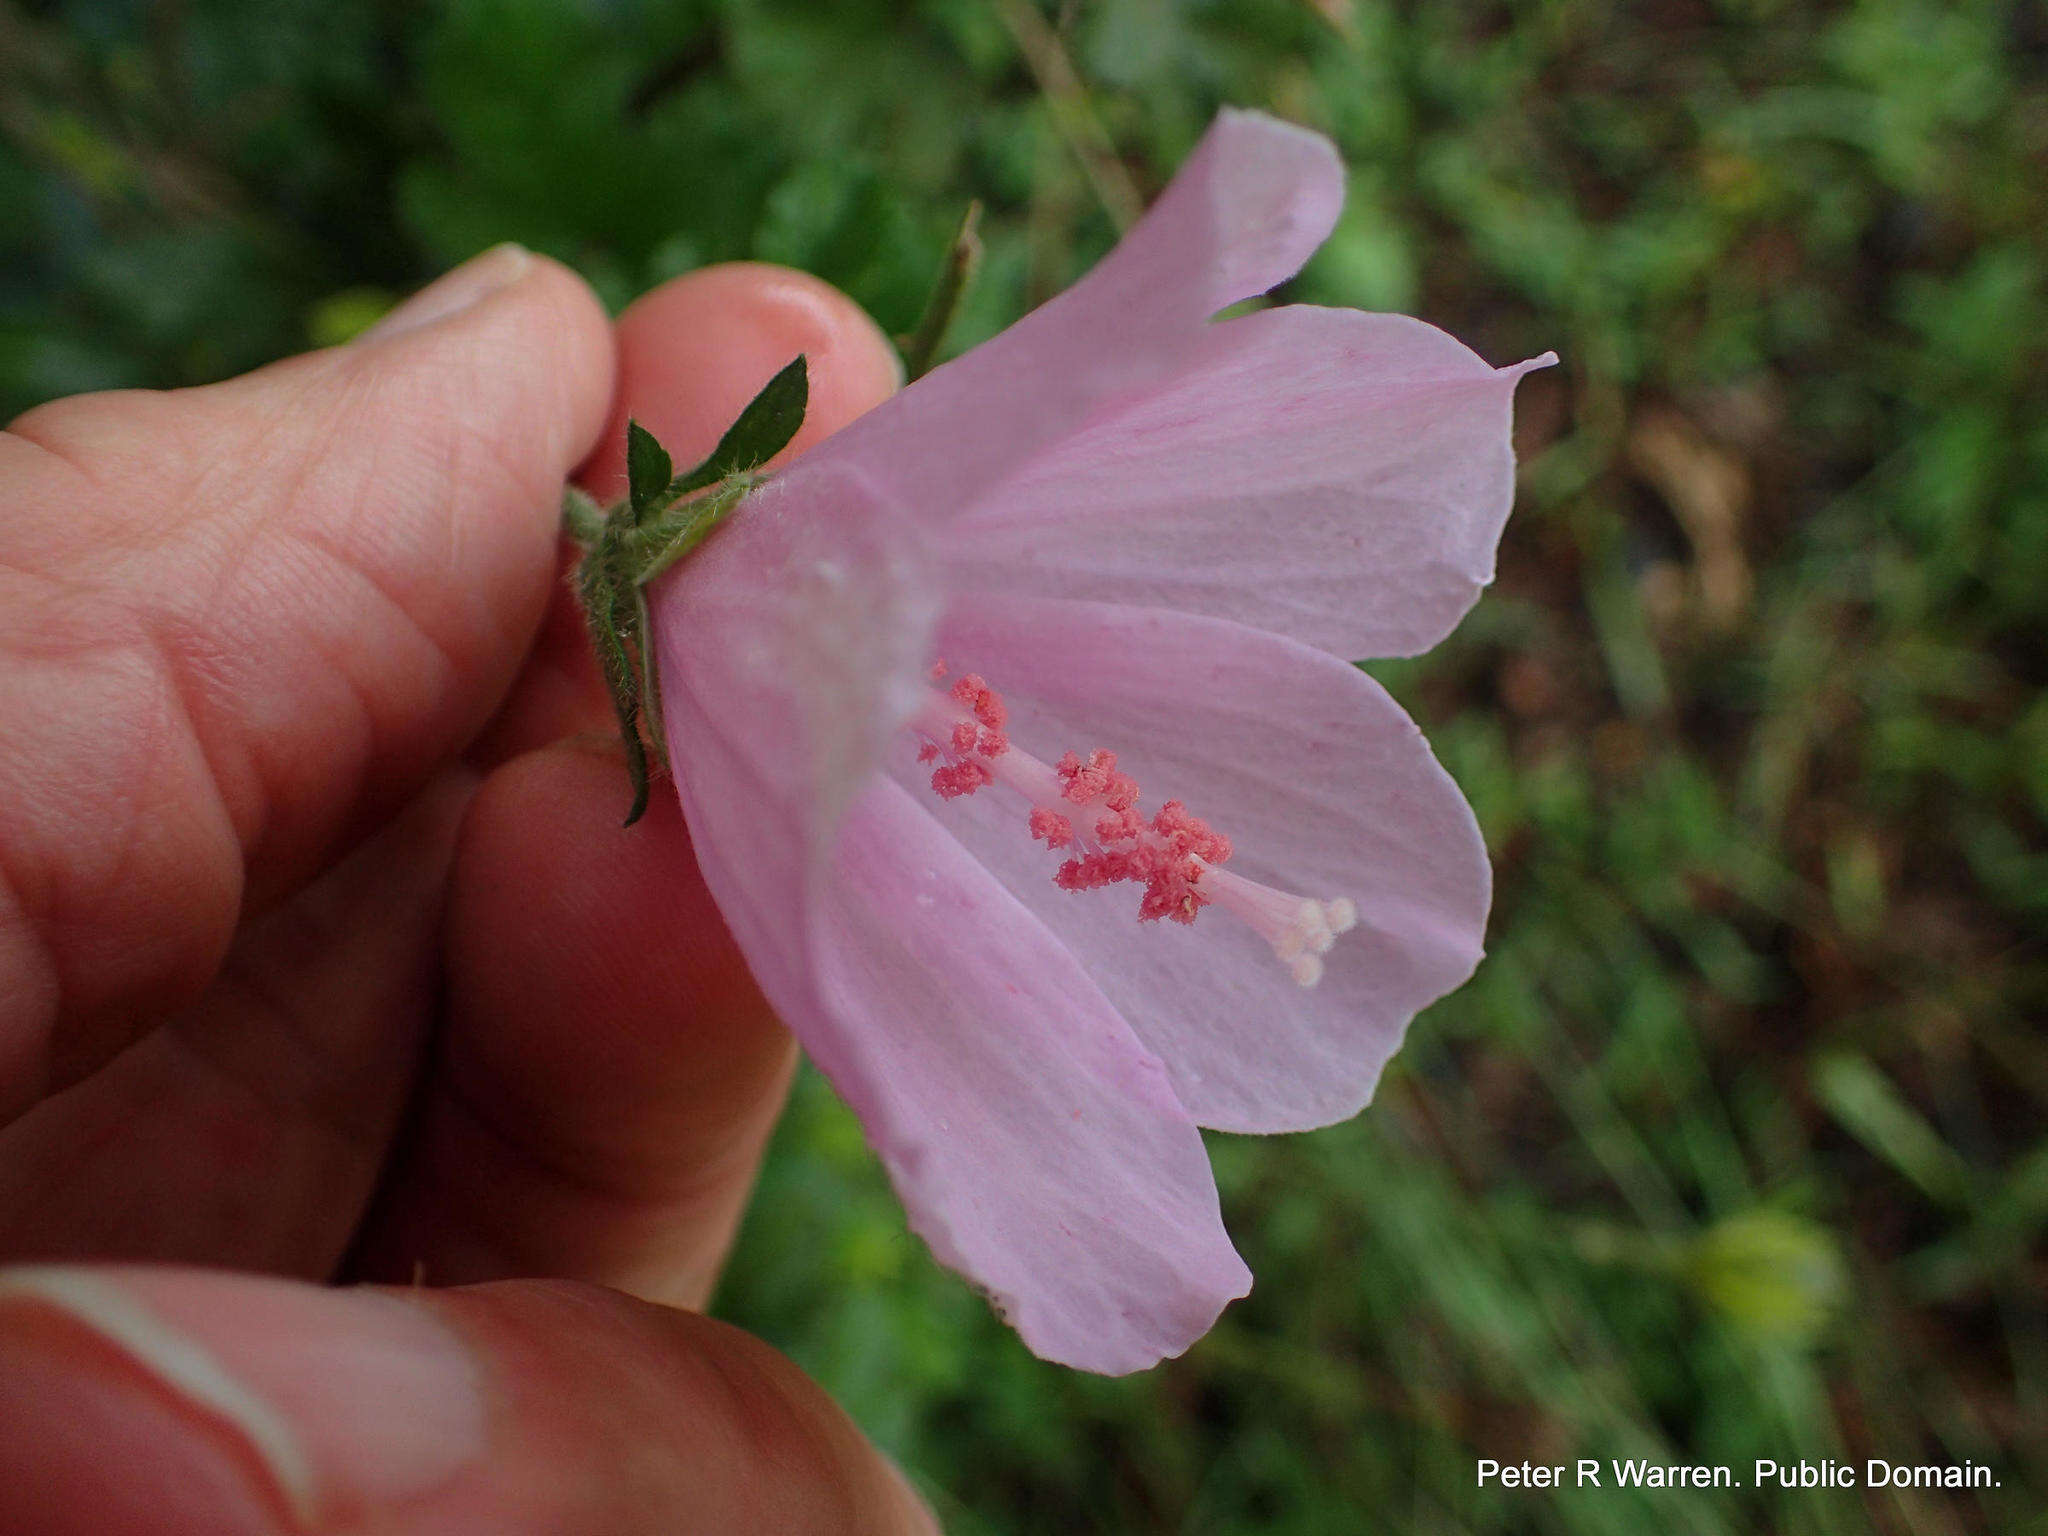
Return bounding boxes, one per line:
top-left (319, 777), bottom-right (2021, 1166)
top-left (813, 109), bottom-right (1343, 527)
top-left (649, 455), bottom-right (941, 1121)
top-left (647, 466), bottom-right (919, 1132)
top-left (657, 680), bottom-right (850, 1080)
top-left (938, 307), bottom-right (1557, 659)
top-left (808, 777), bottom-right (1250, 1374)
top-left (906, 595), bottom-right (1491, 1134)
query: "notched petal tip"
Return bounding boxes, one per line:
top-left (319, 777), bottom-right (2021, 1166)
top-left (1184, 109), bottom-right (1347, 313)
top-left (1003, 1227), bottom-right (1252, 1376)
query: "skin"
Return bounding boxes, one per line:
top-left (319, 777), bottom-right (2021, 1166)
top-left (0, 249), bottom-right (935, 1534)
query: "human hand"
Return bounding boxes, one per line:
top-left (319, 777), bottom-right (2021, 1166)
top-left (0, 246), bottom-right (934, 1534)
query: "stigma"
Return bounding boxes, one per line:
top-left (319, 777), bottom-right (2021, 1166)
top-left (913, 666), bottom-right (1358, 988)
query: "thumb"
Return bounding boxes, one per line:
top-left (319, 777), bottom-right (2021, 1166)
top-left (0, 1266), bottom-right (940, 1535)
top-left (0, 247), bottom-right (614, 1110)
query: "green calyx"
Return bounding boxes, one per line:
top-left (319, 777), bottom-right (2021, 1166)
top-left (563, 354), bottom-right (810, 826)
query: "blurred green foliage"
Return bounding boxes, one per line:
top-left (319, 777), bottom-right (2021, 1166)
top-left (4, 0), bottom-right (2044, 1530)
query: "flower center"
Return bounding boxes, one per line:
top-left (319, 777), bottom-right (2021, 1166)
top-left (911, 666), bottom-right (1357, 987)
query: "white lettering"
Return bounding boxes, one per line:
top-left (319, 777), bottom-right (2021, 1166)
top-left (1867, 1461), bottom-right (1994, 1489)
top-left (1610, 1461), bottom-right (1731, 1489)
top-left (1477, 1460), bottom-right (1564, 1487)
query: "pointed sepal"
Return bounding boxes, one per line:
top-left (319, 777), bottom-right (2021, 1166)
top-left (669, 355), bottom-right (809, 496)
top-left (626, 419), bottom-right (674, 523)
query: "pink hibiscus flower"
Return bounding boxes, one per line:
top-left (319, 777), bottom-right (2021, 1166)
top-left (648, 109), bottom-right (1553, 1374)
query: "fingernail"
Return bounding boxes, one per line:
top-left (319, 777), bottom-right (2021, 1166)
top-left (0, 1267), bottom-right (486, 1526)
top-left (362, 243), bottom-right (532, 341)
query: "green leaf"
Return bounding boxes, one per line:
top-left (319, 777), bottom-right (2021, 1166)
top-left (626, 418), bottom-right (673, 521)
top-left (669, 355), bottom-right (808, 495)
top-left (1812, 1052), bottom-right (1973, 1206)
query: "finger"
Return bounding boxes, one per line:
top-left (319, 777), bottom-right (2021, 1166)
top-left (0, 247), bottom-right (615, 1116)
top-left (583, 260), bottom-right (907, 493)
top-left (351, 741), bottom-right (791, 1306)
top-left (0, 771), bottom-right (472, 1276)
top-left (353, 267), bottom-right (900, 1304)
top-left (0, 1265), bottom-right (940, 1535)
top-left (473, 261), bottom-right (904, 764)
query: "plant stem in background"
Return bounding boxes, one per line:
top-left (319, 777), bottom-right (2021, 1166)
top-left (990, 0), bottom-right (1142, 232)
top-left (899, 201), bottom-right (983, 382)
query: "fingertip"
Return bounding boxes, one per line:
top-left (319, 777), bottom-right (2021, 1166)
top-left (503, 252), bottom-right (621, 475)
top-left (352, 248), bottom-right (618, 494)
top-left (0, 1271), bottom-right (942, 1536)
top-left (415, 1283), bottom-right (944, 1535)
top-left (0, 1266), bottom-right (486, 1535)
top-left (0, 1319), bottom-right (278, 1536)
top-left (581, 262), bottom-right (902, 500)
